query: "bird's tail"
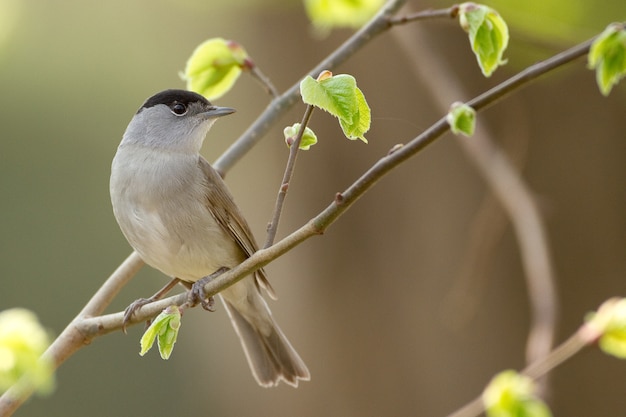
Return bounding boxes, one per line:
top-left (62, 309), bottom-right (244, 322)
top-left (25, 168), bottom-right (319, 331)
top-left (220, 292), bottom-right (310, 387)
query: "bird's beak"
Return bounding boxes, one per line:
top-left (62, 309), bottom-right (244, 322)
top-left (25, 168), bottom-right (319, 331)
top-left (204, 106), bottom-right (236, 119)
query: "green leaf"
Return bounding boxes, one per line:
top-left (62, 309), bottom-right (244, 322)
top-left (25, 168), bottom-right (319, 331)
top-left (446, 102), bottom-right (476, 137)
top-left (300, 73), bottom-right (371, 142)
top-left (139, 306), bottom-right (181, 360)
top-left (304, 0), bottom-right (385, 32)
top-left (284, 123), bottom-right (318, 150)
top-left (483, 370), bottom-right (552, 417)
top-left (339, 87), bottom-right (370, 143)
top-left (585, 298), bottom-right (626, 359)
top-left (182, 38), bottom-right (249, 100)
top-left (301, 74), bottom-right (356, 119)
top-left (459, 3), bottom-right (509, 77)
top-left (0, 308), bottom-right (54, 396)
top-left (588, 23), bottom-right (626, 96)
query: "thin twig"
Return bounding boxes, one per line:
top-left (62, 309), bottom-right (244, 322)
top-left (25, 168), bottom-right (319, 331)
top-left (0, 3), bottom-right (410, 414)
top-left (390, 21), bottom-right (564, 387)
top-left (212, 0), bottom-right (410, 176)
top-left (58, 36), bottom-right (597, 337)
top-left (462, 37), bottom-right (596, 368)
top-left (446, 329), bottom-right (591, 417)
top-left (467, 38), bottom-right (596, 111)
top-left (247, 61), bottom-right (280, 99)
top-left (264, 104), bottom-right (315, 248)
top-left (0, 251), bottom-right (144, 417)
top-left (440, 99), bottom-right (530, 330)
top-left (0, 8), bottom-right (600, 416)
top-left (0, 35), bottom-right (594, 416)
top-left (387, 5), bottom-right (459, 26)
top-left (122, 33), bottom-right (597, 336)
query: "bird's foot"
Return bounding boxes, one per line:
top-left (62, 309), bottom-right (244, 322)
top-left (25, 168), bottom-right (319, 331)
top-left (123, 298), bottom-right (153, 333)
top-left (122, 277), bottom-right (182, 333)
top-left (187, 267), bottom-right (229, 312)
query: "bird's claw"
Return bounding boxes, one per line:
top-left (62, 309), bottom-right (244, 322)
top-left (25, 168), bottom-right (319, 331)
top-left (122, 297), bottom-right (153, 333)
top-left (187, 267), bottom-right (229, 312)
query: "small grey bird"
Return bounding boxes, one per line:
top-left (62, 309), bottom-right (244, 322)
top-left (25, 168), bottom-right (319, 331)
top-left (110, 89), bottom-right (309, 387)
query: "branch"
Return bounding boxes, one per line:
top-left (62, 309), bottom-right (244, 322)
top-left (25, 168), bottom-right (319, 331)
top-left (247, 61), bottom-right (280, 99)
top-left (387, 5), bottom-right (459, 25)
top-left (264, 104), bottom-right (315, 248)
top-left (209, 34), bottom-right (598, 299)
top-left (454, 34), bottom-right (595, 369)
top-left (468, 39), bottom-right (596, 110)
top-left (0, 252), bottom-right (144, 417)
top-left (446, 327), bottom-right (592, 417)
top-left (0, 4), bottom-right (412, 414)
top-left (27, 37), bottom-right (597, 343)
top-left (212, 0), bottom-right (409, 175)
top-left (0, 7), bottom-right (600, 416)
top-left (391, 20), bottom-right (563, 384)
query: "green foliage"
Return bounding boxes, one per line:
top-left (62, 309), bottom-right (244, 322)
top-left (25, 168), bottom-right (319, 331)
top-left (586, 298), bottom-right (626, 359)
top-left (300, 71), bottom-right (371, 143)
top-left (140, 306), bottom-right (182, 360)
top-left (459, 3), bottom-right (509, 77)
top-left (483, 370), bottom-right (552, 417)
top-left (446, 102), bottom-right (476, 137)
top-left (588, 23), bottom-right (626, 96)
top-left (0, 309), bottom-right (54, 396)
top-left (304, 0), bottom-right (384, 31)
top-left (182, 38), bottom-right (249, 100)
top-left (284, 123), bottom-right (318, 150)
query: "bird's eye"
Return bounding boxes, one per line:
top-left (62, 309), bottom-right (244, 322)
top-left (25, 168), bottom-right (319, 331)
top-left (170, 102), bottom-right (187, 116)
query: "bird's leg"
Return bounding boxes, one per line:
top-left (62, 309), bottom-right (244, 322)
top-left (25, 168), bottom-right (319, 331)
top-left (187, 267), bottom-right (230, 312)
top-left (122, 277), bottom-right (182, 333)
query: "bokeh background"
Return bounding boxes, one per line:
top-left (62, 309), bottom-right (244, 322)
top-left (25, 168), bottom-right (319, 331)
top-left (1, 0), bottom-right (625, 416)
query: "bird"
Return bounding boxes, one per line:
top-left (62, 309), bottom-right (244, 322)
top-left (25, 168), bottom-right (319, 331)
top-left (110, 89), bottom-right (310, 387)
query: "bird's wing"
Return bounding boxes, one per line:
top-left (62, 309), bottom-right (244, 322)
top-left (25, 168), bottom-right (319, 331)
top-left (198, 156), bottom-right (276, 299)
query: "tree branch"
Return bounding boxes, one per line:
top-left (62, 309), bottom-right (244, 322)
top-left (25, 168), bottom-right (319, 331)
top-left (264, 104), bottom-right (315, 248)
top-left (467, 39), bottom-right (596, 110)
top-left (212, 0), bottom-right (409, 176)
top-left (390, 19), bottom-right (563, 386)
top-left (0, 5), bottom-right (601, 415)
top-left (387, 5), bottom-right (459, 25)
top-left (247, 60), bottom-right (280, 99)
top-left (0, 4), bottom-right (414, 413)
top-left (446, 327), bottom-right (592, 417)
top-left (0, 251), bottom-right (144, 417)
top-left (18, 34), bottom-right (596, 346)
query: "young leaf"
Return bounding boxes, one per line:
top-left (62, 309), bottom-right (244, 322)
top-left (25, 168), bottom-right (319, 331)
top-left (339, 87), bottom-right (370, 143)
top-left (304, 0), bottom-right (385, 31)
top-left (139, 306), bottom-right (182, 360)
top-left (300, 74), bottom-right (357, 118)
top-left (585, 298), bottom-right (626, 359)
top-left (182, 38), bottom-right (249, 100)
top-left (300, 72), bottom-right (371, 142)
top-left (483, 370), bottom-right (552, 417)
top-left (284, 123), bottom-right (318, 150)
top-left (588, 23), bottom-right (626, 96)
top-left (459, 3), bottom-right (509, 77)
top-left (446, 102), bottom-right (476, 137)
top-left (0, 308), bottom-right (55, 396)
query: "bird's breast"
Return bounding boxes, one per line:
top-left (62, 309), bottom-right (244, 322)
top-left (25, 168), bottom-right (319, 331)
top-left (110, 147), bottom-right (243, 281)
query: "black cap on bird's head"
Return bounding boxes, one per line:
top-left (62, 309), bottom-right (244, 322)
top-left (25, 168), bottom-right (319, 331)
top-left (121, 89), bottom-right (235, 152)
top-left (138, 89), bottom-right (235, 119)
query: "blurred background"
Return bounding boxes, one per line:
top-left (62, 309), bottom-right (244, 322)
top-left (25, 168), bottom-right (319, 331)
top-left (1, 0), bottom-right (624, 416)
